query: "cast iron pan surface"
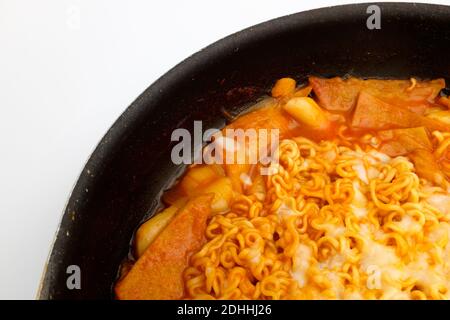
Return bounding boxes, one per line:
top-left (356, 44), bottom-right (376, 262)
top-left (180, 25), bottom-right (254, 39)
top-left (39, 2), bottom-right (450, 299)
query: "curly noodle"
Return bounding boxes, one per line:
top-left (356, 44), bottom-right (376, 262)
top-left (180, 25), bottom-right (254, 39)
top-left (184, 130), bottom-right (450, 300)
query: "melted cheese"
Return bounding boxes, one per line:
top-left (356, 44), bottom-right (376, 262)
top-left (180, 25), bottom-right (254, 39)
top-left (427, 194), bottom-right (450, 215)
top-left (291, 244), bottom-right (312, 288)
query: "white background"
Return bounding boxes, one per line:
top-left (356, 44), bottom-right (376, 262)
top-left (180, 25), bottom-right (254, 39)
top-left (0, 0), bottom-right (448, 299)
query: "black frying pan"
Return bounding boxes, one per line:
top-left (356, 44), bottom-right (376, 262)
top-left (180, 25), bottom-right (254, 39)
top-left (39, 2), bottom-right (450, 299)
